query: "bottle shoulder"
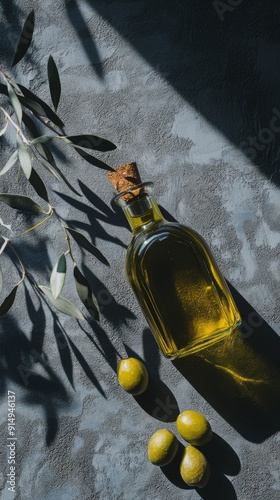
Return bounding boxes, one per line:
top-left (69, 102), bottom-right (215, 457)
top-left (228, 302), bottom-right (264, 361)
top-left (127, 220), bottom-right (208, 255)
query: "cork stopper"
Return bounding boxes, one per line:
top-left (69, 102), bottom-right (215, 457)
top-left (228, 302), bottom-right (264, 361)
top-left (106, 162), bottom-right (143, 202)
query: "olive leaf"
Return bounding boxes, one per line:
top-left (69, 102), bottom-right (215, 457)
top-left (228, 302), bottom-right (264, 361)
top-left (47, 55), bottom-right (61, 112)
top-left (17, 83), bottom-right (64, 128)
top-left (0, 262), bottom-right (3, 293)
top-left (7, 81), bottom-right (22, 125)
top-left (11, 10), bottom-right (35, 67)
top-left (64, 134), bottom-right (116, 152)
top-left (16, 134), bottom-right (32, 179)
top-left (31, 135), bottom-right (55, 145)
top-left (20, 95), bottom-right (47, 117)
top-left (73, 265), bottom-right (99, 320)
top-left (21, 214), bottom-right (51, 235)
top-left (22, 110), bottom-right (40, 137)
top-left (23, 119), bottom-right (80, 196)
top-left (73, 146), bottom-right (114, 171)
top-left (29, 167), bottom-right (49, 202)
top-left (39, 285), bottom-right (84, 320)
top-left (22, 112), bottom-right (57, 168)
top-left (65, 227), bottom-right (110, 266)
top-left (0, 285), bottom-right (18, 316)
top-left (50, 253), bottom-right (67, 299)
top-left (0, 151), bottom-right (18, 176)
top-left (0, 193), bottom-right (44, 213)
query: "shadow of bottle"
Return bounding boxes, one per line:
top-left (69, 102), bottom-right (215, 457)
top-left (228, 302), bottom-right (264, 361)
top-left (124, 340), bottom-right (180, 422)
top-left (173, 285), bottom-right (280, 443)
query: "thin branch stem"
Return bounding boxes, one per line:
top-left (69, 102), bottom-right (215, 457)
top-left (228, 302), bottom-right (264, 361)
top-left (6, 239), bottom-right (25, 274)
top-left (21, 209), bottom-right (53, 235)
top-left (5, 239), bottom-right (40, 289)
top-left (33, 113), bottom-right (61, 135)
top-left (0, 107), bottom-right (28, 144)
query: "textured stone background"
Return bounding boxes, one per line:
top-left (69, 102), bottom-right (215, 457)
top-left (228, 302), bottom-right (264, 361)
top-left (1, 1), bottom-right (280, 499)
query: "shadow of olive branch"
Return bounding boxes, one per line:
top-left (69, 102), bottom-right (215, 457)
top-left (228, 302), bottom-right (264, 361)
top-left (1, 260), bottom-right (114, 393)
top-left (0, 310), bottom-right (71, 446)
top-left (64, 333), bottom-right (106, 397)
top-left (25, 268), bottom-right (73, 391)
top-left (30, 280), bottom-right (111, 398)
top-left (53, 189), bottom-right (127, 249)
top-left (81, 263), bottom-right (136, 327)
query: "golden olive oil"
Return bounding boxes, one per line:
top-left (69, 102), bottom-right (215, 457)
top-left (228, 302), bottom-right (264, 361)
top-left (116, 182), bottom-right (241, 358)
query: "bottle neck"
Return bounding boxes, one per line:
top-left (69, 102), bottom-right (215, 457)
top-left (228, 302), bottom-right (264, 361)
top-left (115, 182), bottom-right (165, 232)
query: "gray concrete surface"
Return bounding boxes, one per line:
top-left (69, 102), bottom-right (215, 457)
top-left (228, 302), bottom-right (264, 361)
top-left (1, 1), bottom-right (280, 499)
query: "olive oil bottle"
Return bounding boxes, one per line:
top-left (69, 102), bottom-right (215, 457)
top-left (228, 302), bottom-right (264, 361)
top-left (108, 164), bottom-right (241, 359)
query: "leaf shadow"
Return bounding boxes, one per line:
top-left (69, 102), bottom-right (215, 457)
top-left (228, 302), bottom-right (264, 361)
top-left (81, 263), bottom-right (136, 327)
top-left (53, 189), bottom-right (127, 248)
top-left (0, 1), bottom-right (24, 67)
top-left (8, 238), bottom-right (53, 275)
top-left (0, 274), bottom-right (119, 446)
top-left (65, 0), bottom-right (104, 78)
top-left (65, 331), bottom-right (106, 397)
top-left (0, 311), bottom-right (71, 446)
top-left (79, 320), bottom-right (121, 373)
top-left (53, 316), bottom-right (74, 388)
top-left (36, 286), bottom-right (110, 397)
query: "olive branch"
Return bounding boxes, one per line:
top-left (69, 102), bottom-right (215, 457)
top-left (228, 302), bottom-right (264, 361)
top-left (0, 10), bottom-right (115, 321)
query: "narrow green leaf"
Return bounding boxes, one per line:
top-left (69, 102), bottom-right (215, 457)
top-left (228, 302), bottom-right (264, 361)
top-left (73, 146), bottom-right (114, 171)
top-left (22, 115), bottom-right (79, 195)
top-left (0, 286), bottom-right (18, 316)
top-left (0, 151), bottom-right (18, 176)
top-left (7, 81), bottom-right (22, 125)
top-left (22, 110), bottom-right (39, 138)
top-left (64, 134), bottom-right (117, 152)
top-left (65, 227), bottom-right (110, 266)
top-left (39, 285), bottom-right (84, 320)
top-left (50, 253), bottom-right (67, 299)
top-left (31, 135), bottom-right (55, 145)
top-left (22, 112), bottom-right (57, 168)
top-left (36, 143), bottom-right (57, 169)
top-left (47, 55), bottom-right (61, 112)
top-left (16, 134), bottom-right (32, 179)
top-left (0, 262), bottom-right (3, 293)
top-left (11, 10), bottom-right (35, 67)
top-left (17, 83), bottom-right (64, 128)
top-left (29, 167), bottom-right (49, 202)
top-left (20, 96), bottom-right (47, 116)
top-left (73, 265), bottom-right (99, 320)
top-left (0, 193), bottom-right (44, 213)
top-left (22, 214), bottom-right (51, 235)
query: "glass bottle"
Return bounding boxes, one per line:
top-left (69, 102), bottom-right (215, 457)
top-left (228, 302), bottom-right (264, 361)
top-left (115, 182), bottom-right (241, 359)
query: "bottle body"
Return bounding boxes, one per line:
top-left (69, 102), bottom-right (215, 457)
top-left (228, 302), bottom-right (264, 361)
top-left (116, 183), bottom-right (241, 359)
